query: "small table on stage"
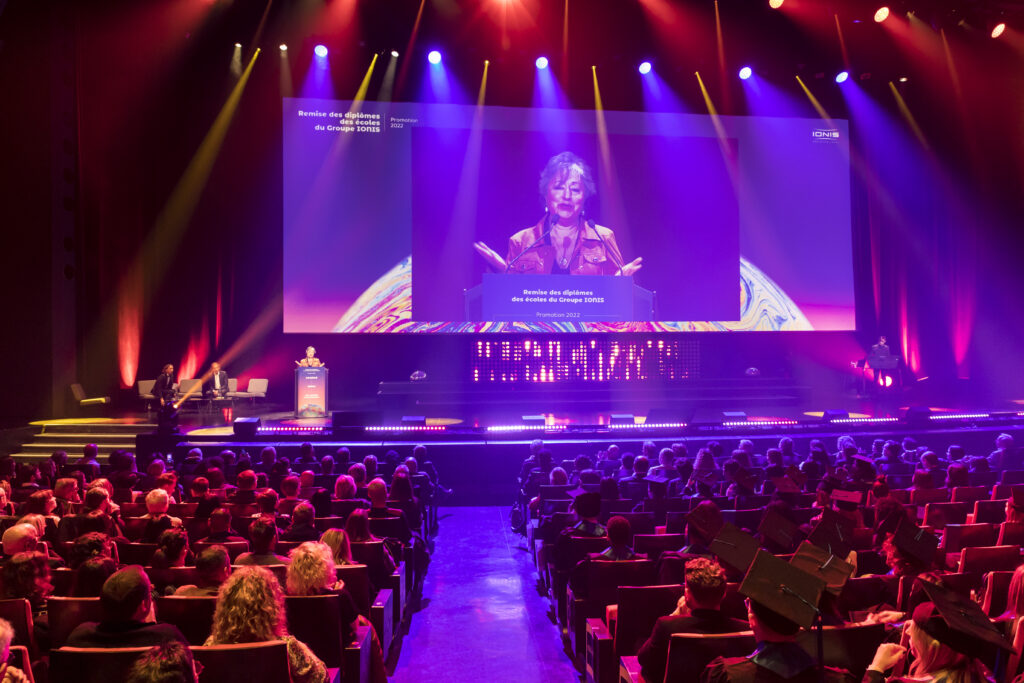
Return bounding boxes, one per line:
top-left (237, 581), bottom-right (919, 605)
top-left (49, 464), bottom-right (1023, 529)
top-left (295, 367), bottom-right (328, 418)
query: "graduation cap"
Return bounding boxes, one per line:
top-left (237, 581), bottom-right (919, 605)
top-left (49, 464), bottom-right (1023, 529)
top-left (709, 523), bottom-right (760, 574)
top-left (790, 540), bottom-right (856, 597)
top-left (891, 517), bottom-right (939, 567)
top-left (807, 508), bottom-right (855, 559)
top-left (758, 510), bottom-right (806, 554)
top-left (830, 486), bottom-right (863, 512)
top-left (644, 471), bottom-right (671, 496)
top-left (685, 502), bottom-right (724, 543)
top-left (740, 550), bottom-right (826, 631)
top-left (913, 579), bottom-right (1015, 659)
top-left (570, 491), bottom-right (602, 518)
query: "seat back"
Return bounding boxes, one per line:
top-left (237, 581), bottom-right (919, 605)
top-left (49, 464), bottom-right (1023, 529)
top-left (942, 523), bottom-right (998, 554)
top-left (960, 545), bottom-right (1022, 573)
top-left (1000, 522), bottom-right (1024, 547)
top-left (192, 640), bottom-right (291, 682)
top-left (228, 377), bottom-right (238, 392)
top-left (169, 502), bottom-right (198, 518)
top-left (1002, 471), bottom-right (1024, 485)
top-left (246, 378), bottom-right (269, 396)
top-left (613, 584), bottom-right (685, 656)
top-left (177, 378), bottom-right (203, 397)
top-left (586, 559), bottom-right (657, 608)
top-left (911, 488), bottom-right (951, 505)
top-left (368, 515), bottom-right (411, 543)
top-left (336, 564), bottom-right (373, 616)
top-left (47, 597), bottom-right (103, 649)
top-left (314, 516), bottom-right (346, 533)
top-left (632, 534), bottom-right (684, 562)
top-left (969, 471), bottom-right (999, 488)
top-left (664, 631), bottom-right (756, 682)
top-left (664, 511), bottom-right (688, 535)
top-left (137, 379), bottom-right (156, 397)
top-left (796, 623), bottom-right (887, 678)
top-left (116, 541), bottom-right (158, 565)
top-left (608, 512), bottom-right (656, 536)
top-left (121, 517), bottom-right (150, 542)
top-left (194, 541), bottom-right (249, 562)
top-left (838, 576), bottom-right (899, 618)
top-left (976, 499), bottom-right (1008, 524)
top-left (599, 499), bottom-right (637, 523)
top-left (923, 501), bottom-right (969, 529)
top-left (982, 570), bottom-right (1015, 617)
top-left (284, 594), bottom-right (347, 667)
top-left (50, 646), bottom-right (150, 683)
top-left (275, 540), bottom-right (303, 556)
top-left (330, 499), bottom-right (369, 518)
top-left (721, 509), bottom-right (765, 533)
top-left (538, 484), bottom-right (573, 502)
top-left (154, 595), bottom-right (217, 645)
top-left (951, 486), bottom-right (989, 504)
top-left (0, 599), bottom-right (36, 659)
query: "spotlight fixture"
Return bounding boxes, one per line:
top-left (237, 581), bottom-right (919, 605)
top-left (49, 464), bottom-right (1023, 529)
top-left (314, 44), bottom-right (328, 58)
top-left (428, 50), bottom-right (442, 65)
top-left (535, 56), bottom-right (549, 69)
top-left (279, 44), bottom-right (288, 52)
top-left (738, 66), bottom-right (752, 80)
top-left (234, 42), bottom-right (242, 48)
top-left (835, 71), bottom-right (849, 83)
top-left (992, 22), bottom-right (1006, 38)
top-left (769, 0), bottom-right (784, 8)
top-left (638, 61), bottom-right (652, 75)
top-left (391, 50), bottom-right (400, 58)
top-left (898, 76), bottom-right (908, 82)
top-left (874, 6), bottom-right (889, 22)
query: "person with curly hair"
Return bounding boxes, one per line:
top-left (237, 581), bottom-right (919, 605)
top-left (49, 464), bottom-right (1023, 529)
top-left (126, 640), bottom-right (198, 683)
top-left (150, 527), bottom-right (192, 570)
top-left (68, 531), bottom-right (118, 569)
top-left (204, 565), bottom-right (326, 683)
top-left (0, 618), bottom-right (30, 683)
top-left (1, 552), bottom-right (52, 616)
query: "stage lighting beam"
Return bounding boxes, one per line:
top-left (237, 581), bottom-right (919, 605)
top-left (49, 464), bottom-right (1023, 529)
top-left (279, 44), bottom-right (287, 52)
top-left (638, 61), bottom-right (652, 75)
top-left (835, 71), bottom-right (849, 83)
top-left (535, 56), bottom-right (549, 70)
top-left (428, 50), bottom-right (442, 64)
top-left (391, 50), bottom-right (400, 57)
top-left (874, 6), bottom-right (889, 23)
top-left (992, 23), bottom-right (1006, 38)
top-left (314, 44), bottom-right (328, 58)
top-left (739, 66), bottom-right (752, 80)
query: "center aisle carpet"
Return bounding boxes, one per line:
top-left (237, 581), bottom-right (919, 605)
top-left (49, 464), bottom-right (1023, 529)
top-left (389, 506), bottom-right (580, 682)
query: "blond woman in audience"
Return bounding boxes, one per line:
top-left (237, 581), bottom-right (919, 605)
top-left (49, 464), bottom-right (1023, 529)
top-left (205, 565), bottom-right (326, 683)
top-left (319, 528), bottom-right (353, 566)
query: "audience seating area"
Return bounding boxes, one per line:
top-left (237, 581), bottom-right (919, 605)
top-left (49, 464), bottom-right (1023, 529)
top-left (519, 432), bottom-right (1024, 683)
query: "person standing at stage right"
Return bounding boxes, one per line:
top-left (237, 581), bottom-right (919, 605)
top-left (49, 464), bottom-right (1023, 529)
top-left (152, 364), bottom-right (176, 407)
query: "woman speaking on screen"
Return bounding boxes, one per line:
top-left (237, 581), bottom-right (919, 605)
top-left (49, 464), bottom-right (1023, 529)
top-left (473, 152), bottom-right (643, 277)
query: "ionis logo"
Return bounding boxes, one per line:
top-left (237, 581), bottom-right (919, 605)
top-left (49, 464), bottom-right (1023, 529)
top-left (811, 129), bottom-right (841, 143)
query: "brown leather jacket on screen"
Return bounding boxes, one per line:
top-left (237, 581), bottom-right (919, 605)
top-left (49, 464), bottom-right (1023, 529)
top-left (504, 217), bottom-right (626, 275)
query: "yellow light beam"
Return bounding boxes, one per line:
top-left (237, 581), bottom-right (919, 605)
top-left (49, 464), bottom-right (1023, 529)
top-left (394, 0), bottom-right (426, 97)
top-left (352, 53), bottom-right (379, 103)
top-left (794, 75), bottom-right (834, 126)
top-left (835, 14), bottom-right (850, 67)
top-left (713, 1), bottom-right (730, 110)
top-left (888, 81), bottom-right (930, 150)
top-left (376, 52), bottom-right (398, 102)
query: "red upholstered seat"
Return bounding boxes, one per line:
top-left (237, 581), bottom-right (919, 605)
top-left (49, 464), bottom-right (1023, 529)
top-left (191, 640), bottom-right (293, 683)
top-left (154, 595), bottom-right (217, 645)
top-left (47, 596), bottom-right (103, 649)
top-left (0, 599), bottom-right (37, 660)
top-left (50, 646), bottom-right (150, 683)
top-left (960, 545), bottom-right (1022, 573)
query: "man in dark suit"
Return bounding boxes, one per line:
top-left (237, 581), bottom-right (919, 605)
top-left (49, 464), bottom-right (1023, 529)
top-left (152, 364), bottom-right (176, 406)
top-left (204, 361), bottom-right (229, 398)
top-left (870, 335), bottom-right (890, 357)
top-left (66, 566), bottom-right (189, 648)
top-left (638, 558), bottom-right (748, 683)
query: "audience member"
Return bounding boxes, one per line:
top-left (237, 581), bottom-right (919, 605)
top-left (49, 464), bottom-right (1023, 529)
top-left (126, 640), bottom-right (199, 683)
top-left (0, 618), bottom-right (28, 683)
top-left (235, 516), bottom-right (290, 566)
top-left (198, 507), bottom-right (245, 544)
top-left (320, 529), bottom-right (353, 566)
top-left (281, 502), bottom-right (320, 543)
top-left (70, 557), bottom-right (118, 597)
top-left (174, 545), bottom-right (232, 597)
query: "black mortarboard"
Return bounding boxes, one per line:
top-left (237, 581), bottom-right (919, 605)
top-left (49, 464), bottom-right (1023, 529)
top-left (891, 517), bottom-right (939, 567)
top-left (790, 540), bottom-right (856, 597)
top-left (571, 491), bottom-right (602, 519)
top-left (740, 550), bottom-right (826, 630)
top-left (807, 508), bottom-right (855, 559)
top-left (913, 579), bottom-right (1014, 658)
top-left (685, 502), bottom-right (724, 542)
top-left (757, 510), bottom-right (805, 554)
top-left (710, 523), bottom-right (760, 574)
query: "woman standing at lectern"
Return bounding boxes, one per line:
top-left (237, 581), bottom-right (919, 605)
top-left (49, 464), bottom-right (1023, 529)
top-left (473, 151), bottom-right (643, 276)
top-left (296, 346), bottom-right (324, 368)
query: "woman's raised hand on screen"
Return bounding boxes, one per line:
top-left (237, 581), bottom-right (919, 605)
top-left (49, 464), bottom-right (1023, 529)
top-left (473, 241), bottom-right (507, 272)
top-left (617, 257), bottom-right (643, 277)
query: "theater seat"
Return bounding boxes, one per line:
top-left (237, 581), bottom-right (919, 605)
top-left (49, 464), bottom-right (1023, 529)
top-left (960, 545), bottom-right (1022, 573)
top-left (50, 646), bottom-right (150, 683)
top-left (154, 595), bottom-right (217, 645)
top-left (284, 595), bottom-right (372, 683)
top-left (47, 596), bottom-right (103, 649)
top-left (660, 631), bottom-right (757, 682)
top-left (191, 640), bottom-right (292, 682)
top-left (796, 622), bottom-right (886, 679)
top-left (0, 599), bottom-right (37, 660)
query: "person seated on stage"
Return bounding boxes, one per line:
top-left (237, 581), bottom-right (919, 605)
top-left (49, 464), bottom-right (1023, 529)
top-left (174, 545), bottom-right (232, 597)
top-left (203, 361), bottom-right (229, 399)
top-left (198, 507), bottom-right (245, 545)
top-left (150, 528), bottom-right (193, 571)
top-left (295, 346), bottom-right (324, 368)
top-left (298, 470), bottom-right (320, 500)
top-left (205, 566), bottom-right (327, 683)
top-left (69, 565), bottom-right (189, 649)
top-left (281, 503), bottom-right (321, 543)
top-left (126, 641), bottom-right (199, 683)
top-left (226, 469), bottom-right (257, 506)
top-left (235, 516), bottom-right (290, 566)
top-left (639, 558), bottom-right (749, 683)
top-left (140, 489), bottom-right (182, 543)
top-left (70, 556), bottom-right (117, 598)
top-left (277, 476), bottom-right (303, 516)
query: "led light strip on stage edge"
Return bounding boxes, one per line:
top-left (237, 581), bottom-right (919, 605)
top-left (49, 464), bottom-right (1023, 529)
top-left (829, 417), bottom-right (899, 424)
top-left (366, 425), bottom-right (447, 432)
top-left (721, 419), bottom-right (800, 427)
top-left (929, 413), bottom-right (992, 421)
top-left (257, 427), bottom-right (328, 434)
top-left (486, 424), bottom-right (568, 432)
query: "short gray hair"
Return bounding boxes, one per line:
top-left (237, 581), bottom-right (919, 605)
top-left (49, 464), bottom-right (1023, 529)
top-left (538, 152), bottom-right (596, 204)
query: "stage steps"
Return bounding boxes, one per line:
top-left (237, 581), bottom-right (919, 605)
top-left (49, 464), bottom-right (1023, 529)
top-left (8, 421), bottom-right (155, 462)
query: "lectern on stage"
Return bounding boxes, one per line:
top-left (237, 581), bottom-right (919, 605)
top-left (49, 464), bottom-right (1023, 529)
top-left (463, 274), bottom-right (656, 322)
top-left (295, 367), bottom-right (328, 417)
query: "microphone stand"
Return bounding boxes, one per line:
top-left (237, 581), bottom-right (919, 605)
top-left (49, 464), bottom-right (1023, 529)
top-left (584, 217), bottom-right (628, 275)
top-left (505, 213), bottom-right (555, 273)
